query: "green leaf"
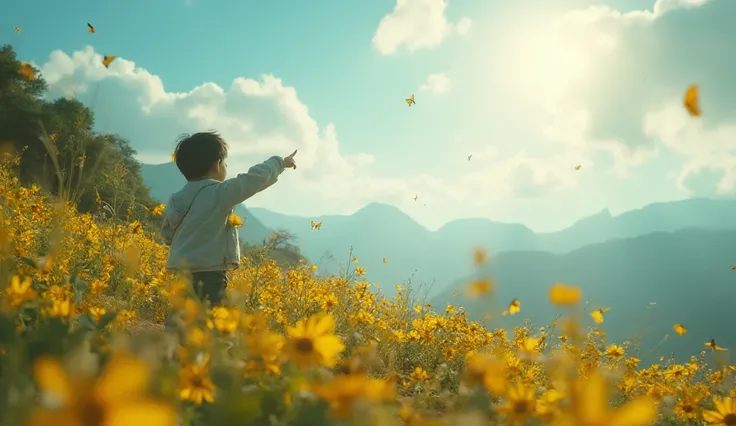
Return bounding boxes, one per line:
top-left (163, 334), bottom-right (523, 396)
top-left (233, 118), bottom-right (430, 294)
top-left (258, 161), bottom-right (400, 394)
top-left (77, 314), bottom-right (96, 331)
top-left (96, 311), bottom-right (117, 330)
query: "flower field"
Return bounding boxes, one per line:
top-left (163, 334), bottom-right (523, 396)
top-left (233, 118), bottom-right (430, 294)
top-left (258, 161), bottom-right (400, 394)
top-left (1, 159), bottom-right (735, 426)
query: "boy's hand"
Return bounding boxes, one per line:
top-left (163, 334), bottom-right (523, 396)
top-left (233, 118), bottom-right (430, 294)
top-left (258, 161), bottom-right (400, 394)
top-left (284, 150), bottom-right (298, 169)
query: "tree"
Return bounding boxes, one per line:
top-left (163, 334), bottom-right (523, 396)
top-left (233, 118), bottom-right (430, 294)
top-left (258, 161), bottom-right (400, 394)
top-left (0, 44), bottom-right (159, 227)
top-left (242, 229), bottom-right (306, 269)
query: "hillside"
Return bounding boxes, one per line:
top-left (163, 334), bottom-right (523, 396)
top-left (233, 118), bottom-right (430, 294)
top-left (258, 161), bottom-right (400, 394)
top-left (140, 162), bottom-right (273, 245)
top-left (140, 160), bottom-right (736, 296)
top-left (432, 229), bottom-right (736, 365)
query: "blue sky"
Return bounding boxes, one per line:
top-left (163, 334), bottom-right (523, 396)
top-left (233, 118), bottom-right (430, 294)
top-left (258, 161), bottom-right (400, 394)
top-left (4, 0), bottom-right (735, 231)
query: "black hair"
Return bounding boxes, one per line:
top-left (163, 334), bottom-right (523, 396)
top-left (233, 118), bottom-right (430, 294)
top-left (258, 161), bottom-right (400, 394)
top-left (173, 130), bottom-right (228, 180)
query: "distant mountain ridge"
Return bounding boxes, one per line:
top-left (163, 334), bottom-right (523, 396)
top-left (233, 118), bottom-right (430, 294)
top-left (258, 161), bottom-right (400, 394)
top-left (431, 228), bottom-right (736, 365)
top-left (140, 161), bottom-right (736, 296)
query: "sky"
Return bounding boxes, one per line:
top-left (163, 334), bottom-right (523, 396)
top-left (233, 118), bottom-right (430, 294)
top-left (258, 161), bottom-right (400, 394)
top-left (3, 0), bottom-right (736, 232)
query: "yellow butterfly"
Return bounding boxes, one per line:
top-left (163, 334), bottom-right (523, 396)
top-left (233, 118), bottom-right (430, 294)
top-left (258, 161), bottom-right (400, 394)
top-left (590, 307), bottom-right (611, 324)
top-left (102, 55), bottom-right (116, 68)
top-left (13, 26), bottom-right (21, 34)
top-left (405, 94), bottom-right (415, 107)
top-left (382, 257), bottom-right (388, 264)
top-left (574, 165), bottom-right (581, 171)
top-left (19, 62), bottom-right (36, 81)
top-left (684, 85), bottom-right (701, 117)
top-left (705, 338), bottom-right (726, 351)
top-left (502, 299), bottom-right (520, 316)
top-left (673, 324), bottom-right (687, 336)
top-left (310, 220), bottom-right (322, 230)
top-left (87, 23), bottom-right (96, 33)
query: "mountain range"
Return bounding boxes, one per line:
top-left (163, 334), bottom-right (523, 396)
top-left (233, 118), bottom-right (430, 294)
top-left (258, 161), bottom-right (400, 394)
top-left (141, 162), bottom-right (736, 298)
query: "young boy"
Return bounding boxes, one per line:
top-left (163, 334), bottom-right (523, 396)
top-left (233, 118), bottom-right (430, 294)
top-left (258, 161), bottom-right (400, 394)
top-left (161, 130), bottom-right (297, 307)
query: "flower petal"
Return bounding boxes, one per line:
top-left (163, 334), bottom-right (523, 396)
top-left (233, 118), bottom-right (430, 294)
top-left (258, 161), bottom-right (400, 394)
top-left (95, 354), bottom-right (150, 404)
top-left (33, 357), bottom-right (74, 405)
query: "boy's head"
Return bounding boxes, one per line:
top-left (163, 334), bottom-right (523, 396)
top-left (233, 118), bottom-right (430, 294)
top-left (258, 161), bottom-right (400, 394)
top-left (174, 131), bottom-right (229, 181)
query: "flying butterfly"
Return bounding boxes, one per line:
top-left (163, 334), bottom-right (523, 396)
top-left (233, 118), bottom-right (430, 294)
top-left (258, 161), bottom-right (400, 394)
top-left (590, 307), bottom-right (611, 324)
top-left (705, 338), bottom-right (727, 351)
top-left (102, 55), bottom-right (116, 68)
top-left (405, 94), bottom-right (415, 107)
top-left (468, 154), bottom-right (472, 161)
top-left (574, 165), bottom-right (581, 171)
top-left (382, 257), bottom-right (388, 264)
top-left (310, 220), bottom-right (322, 230)
top-left (14, 26), bottom-right (21, 34)
top-left (684, 85), bottom-right (701, 117)
top-left (87, 23), bottom-right (96, 33)
top-left (413, 194), bottom-right (418, 201)
top-left (502, 299), bottom-right (521, 316)
top-left (19, 62), bottom-right (36, 81)
top-left (673, 324), bottom-right (687, 336)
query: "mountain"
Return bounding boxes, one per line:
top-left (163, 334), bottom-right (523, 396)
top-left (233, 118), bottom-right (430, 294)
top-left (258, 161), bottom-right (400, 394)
top-left (249, 198), bottom-right (736, 296)
top-left (139, 162), bottom-right (272, 245)
top-left (431, 229), bottom-right (736, 365)
top-left (139, 160), bottom-right (736, 297)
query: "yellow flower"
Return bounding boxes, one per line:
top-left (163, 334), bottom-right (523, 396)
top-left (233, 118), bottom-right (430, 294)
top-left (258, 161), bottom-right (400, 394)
top-left (462, 352), bottom-right (507, 396)
top-left (561, 370), bottom-right (657, 426)
top-left (465, 279), bottom-right (493, 299)
top-left (5, 275), bottom-right (37, 308)
top-left (228, 213), bottom-right (243, 228)
top-left (355, 267), bottom-right (366, 277)
top-left (29, 353), bottom-right (175, 426)
top-left (703, 397), bottom-right (736, 425)
top-left (497, 381), bottom-right (537, 423)
top-left (311, 373), bottom-right (395, 419)
top-left (410, 366), bottom-right (429, 382)
top-left (89, 307), bottom-right (106, 321)
top-left (286, 313), bottom-right (345, 370)
top-left (179, 357), bottom-right (216, 405)
top-left (606, 344), bottom-right (625, 359)
top-left (151, 204), bottom-right (165, 216)
top-left (548, 283), bottom-right (582, 305)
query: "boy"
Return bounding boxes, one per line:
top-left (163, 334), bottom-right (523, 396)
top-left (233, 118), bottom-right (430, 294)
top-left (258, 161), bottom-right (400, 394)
top-left (161, 130), bottom-right (297, 307)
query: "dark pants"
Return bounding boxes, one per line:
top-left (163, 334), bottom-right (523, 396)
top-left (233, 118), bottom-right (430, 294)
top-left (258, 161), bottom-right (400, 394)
top-left (191, 270), bottom-right (229, 307)
top-left (165, 270), bottom-right (228, 333)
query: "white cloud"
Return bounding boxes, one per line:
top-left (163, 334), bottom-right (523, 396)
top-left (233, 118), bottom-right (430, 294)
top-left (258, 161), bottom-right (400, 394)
top-left (372, 0), bottom-right (472, 55)
top-left (494, 0), bottom-right (725, 178)
top-left (419, 73), bottom-right (450, 94)
top-left (643, 101), bottom-right (736, 194)
top-left (37, 46), bottom-right (586, 228)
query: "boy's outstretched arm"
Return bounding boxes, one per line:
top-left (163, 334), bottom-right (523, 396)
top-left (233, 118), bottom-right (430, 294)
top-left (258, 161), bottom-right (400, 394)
top-left (217, 156), bottom-right (285, 211)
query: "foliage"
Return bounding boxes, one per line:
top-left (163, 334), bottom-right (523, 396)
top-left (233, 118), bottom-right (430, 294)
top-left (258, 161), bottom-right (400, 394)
top-left (0, 44), bottom-right (158, 230)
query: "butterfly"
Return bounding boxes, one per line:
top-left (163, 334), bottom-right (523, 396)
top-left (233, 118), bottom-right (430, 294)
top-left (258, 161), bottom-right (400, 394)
top-left (590, 307), bottom-right (611, 324)
top-left (19, 62), bottom-right (36, 81)
top-left (705, 338), bottom-right (727, 351)
top-left (405, 94), bottom-right (415, 107)
top-left (382, 257), bottom-right (388, 264)
top-left (574, 165), bottom-right (581, 171)
top-left (502, 299), bottom-right (521, 316)
top-left (102, 55), bottom-right (116, 68)
top-left (684, 85), bottom-right (701, 117)
top-left (87, 23), bottom-right (95, 33)
top-left (13, 26), bottom-right (21, 34)
top-left (468, 154), bottom-right (472, 161)
top-left (310, 220), bottom-right (322, 230)
top-left (730, 264), bottom-right (736, 270)
top-left (673, 324), bottom-right (687, 336)
top-left (413, 195), bottom-right (418, 201)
